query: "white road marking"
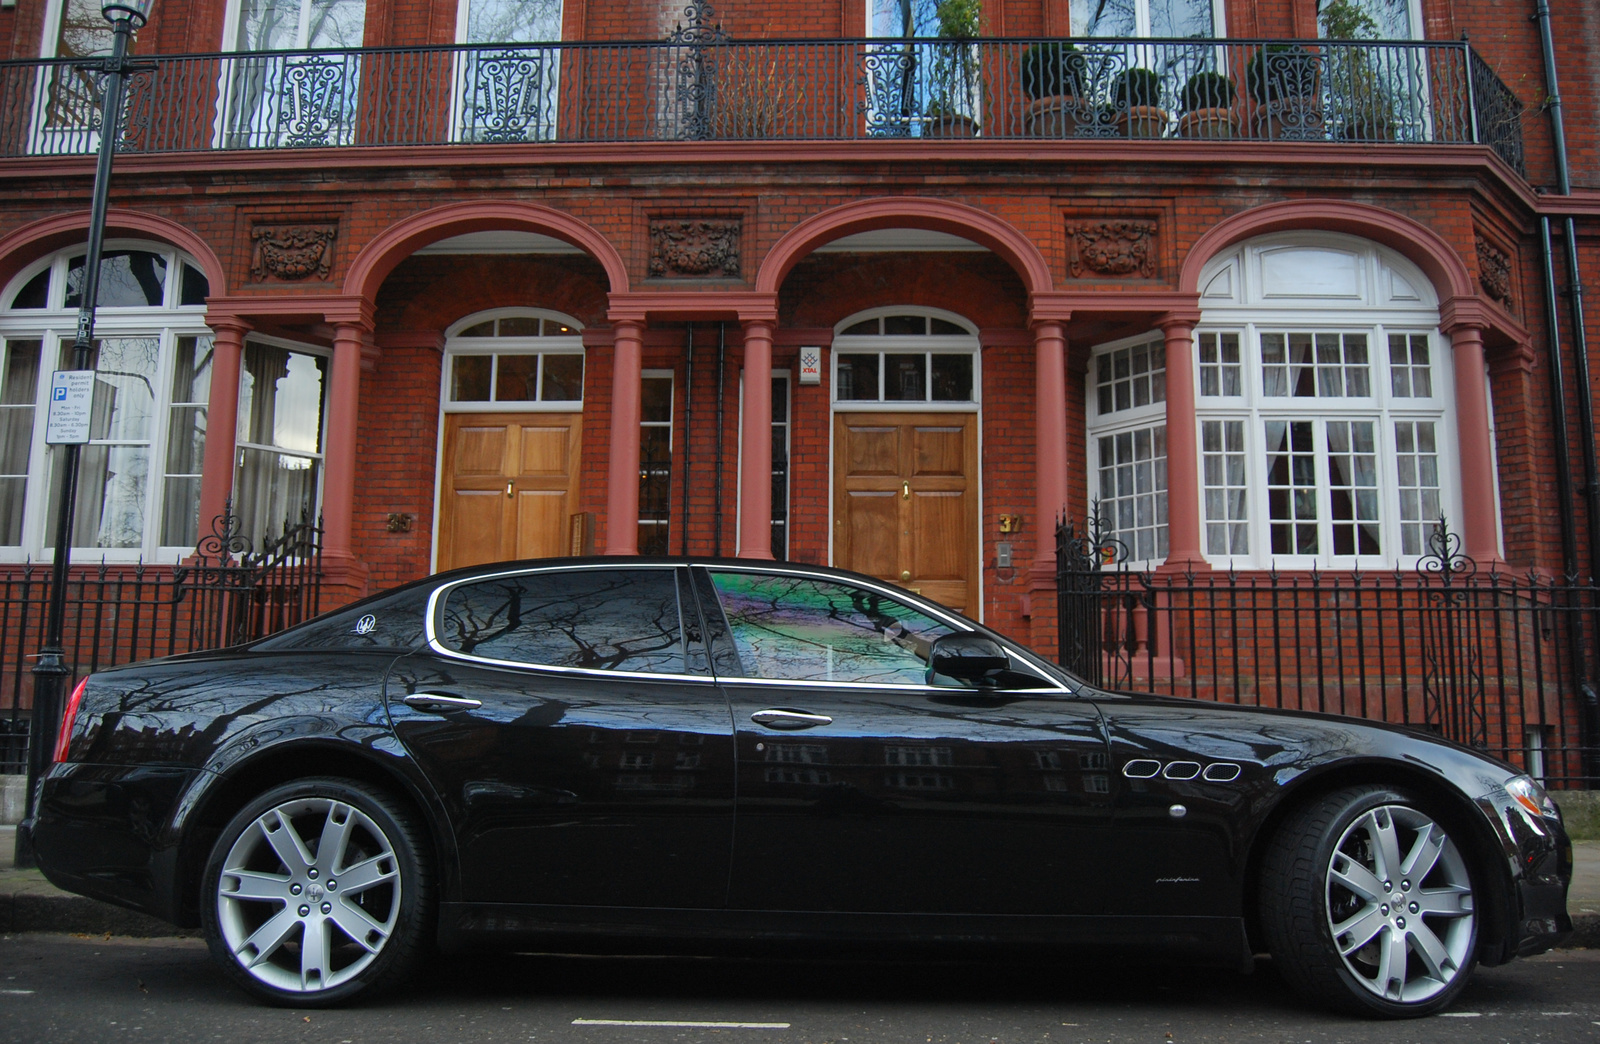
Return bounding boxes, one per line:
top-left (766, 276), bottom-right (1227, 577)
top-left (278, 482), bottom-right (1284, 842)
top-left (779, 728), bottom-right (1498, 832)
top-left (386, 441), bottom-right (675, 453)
top-left (572, 1020), bottom-right (789, 1029)
top-left (0, 990), bottom-right (35, 996)
top-left (1439, 1012), bottom-right (1481, 1017)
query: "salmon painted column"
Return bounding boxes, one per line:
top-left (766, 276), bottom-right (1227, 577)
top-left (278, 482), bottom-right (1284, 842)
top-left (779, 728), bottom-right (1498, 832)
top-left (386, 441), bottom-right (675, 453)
top-left (1445, 321), bottom-right (1503, 564)
top-left (195, 316), bottom-right (248, 535)
top-left (1157, 311), bottom-right (1206, 570)
top-left (604, 319), bottom-right (644, 555)
top-left (738, 320), bottom-right (774, 560)
top-left (323, 320), bottom-right (371, 592)
top-left (1031, 320), bottom-right (1068, 577)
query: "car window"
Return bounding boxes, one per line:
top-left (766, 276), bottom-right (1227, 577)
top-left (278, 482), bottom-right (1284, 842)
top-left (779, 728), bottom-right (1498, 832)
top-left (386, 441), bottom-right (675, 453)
top-left (251, 585), bottom-right (430, 651)
top-left (708, 571), bottom-right (956, 685)
top-left (438, 568), bottom-right (688, 674)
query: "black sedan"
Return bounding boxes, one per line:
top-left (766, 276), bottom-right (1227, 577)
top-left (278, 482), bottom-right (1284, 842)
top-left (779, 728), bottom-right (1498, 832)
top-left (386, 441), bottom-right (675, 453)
top-left (28, 558), bottom-right (1572, 1016)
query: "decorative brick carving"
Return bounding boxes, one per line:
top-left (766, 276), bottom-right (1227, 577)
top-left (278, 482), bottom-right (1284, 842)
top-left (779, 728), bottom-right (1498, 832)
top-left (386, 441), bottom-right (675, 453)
top-left (1067, 221), bottom-right (1157, 279)
top-left (250, 223), bottom-right (337, 282)
top-left (648, 219), bottom-right (740, 279)
top-left (1475, 233), bottom-right (1513, 306)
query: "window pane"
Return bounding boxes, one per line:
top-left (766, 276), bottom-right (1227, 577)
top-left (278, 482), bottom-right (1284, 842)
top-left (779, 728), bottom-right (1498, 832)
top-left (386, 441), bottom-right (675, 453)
top-left (497, 316), bottom-right (540, 337)
top-left (884, 353), bottom-right (925, 401)
top-left (48, 444), bottom-right (149, 549)
top-left (466, 0), bottom-right (563, 43)
top-left (931, 354), bottom-right (973, 401)
top-left (1150, 0), bottom-right (1213, 36)
top-left (1201, 419), bottom-right (1248, 556)
top-left (1395, 420), bottom-right (1441, 555)
top-left (541, 353), bottom-right (584, 401)
top-left (1098, 422), bottom-right (1168, 563)
top-left (9, 270), bottom-right (49, 310)
top-left (836, 353), bottom-right (880, 400)
top-left (710, 571), bottom-right (955, 685)
top-left (161, 475), bottom-right (202, 546)
top-left (1095, 341), bottom-right (1166, 415)
top-left (458, 321), bottom-right (495, 338)
top-left (494, 354), bottom-right (538, 401)
top-left (77, 337), bottom-right (159, 442)
top-left (0, 340), bottom-right (40, 546)
top-left (65, 251), bottom-right (168, 309)
top-left (1266, 420), bottom-right (1318, 555)
top-left (871, 0), bottom-right (937, 36)
top-left (238, 343), bottom-right (326, 454)
top-left (171, 335), bottom-right (213, 405)
top-left (440, 569), bottom-right (686, 673)
top-left (930, 318), bottom-right (966, 335)
top-left (841, 319), bottom-right (878, 336)
top-left (642, 374), bottom-right (673, 422)
top-left (883, 314), bottom-right (926, 336)
top-left (452, 354), bottom-right (492, 401)
top-left (1328, 421), bottom-right (1381, 556)
top-left (235, 446), bottom-right (320, 540)
top-left (1072, 0), bottom-right (1135, 35)
top-left (306, 0), bottom-right (367, 48)
top-left (57, 0), bottom-right (114, 58)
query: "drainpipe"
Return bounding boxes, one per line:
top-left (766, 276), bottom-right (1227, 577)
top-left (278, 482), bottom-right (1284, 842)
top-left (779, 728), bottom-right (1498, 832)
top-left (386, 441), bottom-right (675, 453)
top-left (1533, 0), bottom-right (1600, 782)
top-left (681, 323), bottom-right (694, 555)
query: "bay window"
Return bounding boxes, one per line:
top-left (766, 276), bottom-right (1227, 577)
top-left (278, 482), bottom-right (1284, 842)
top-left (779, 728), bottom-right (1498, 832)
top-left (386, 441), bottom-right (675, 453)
top-left (234, 339), bottom-right (327, 547)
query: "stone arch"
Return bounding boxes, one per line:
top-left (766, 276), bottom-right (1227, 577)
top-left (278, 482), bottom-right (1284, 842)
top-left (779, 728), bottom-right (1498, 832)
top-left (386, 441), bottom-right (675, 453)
top-left (0, 209), bottom-right (227, 298)
top-left (1179, 199), bottom-right (1476, 303)
top-left (344, 201), bottom-right (629, 302)
top-left (755, 197), bottom-right (1055, 297)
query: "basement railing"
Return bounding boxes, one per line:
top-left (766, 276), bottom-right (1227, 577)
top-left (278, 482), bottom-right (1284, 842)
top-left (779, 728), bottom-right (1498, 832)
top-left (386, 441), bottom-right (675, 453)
top-left (0, 37), bottom-right (1525, 174)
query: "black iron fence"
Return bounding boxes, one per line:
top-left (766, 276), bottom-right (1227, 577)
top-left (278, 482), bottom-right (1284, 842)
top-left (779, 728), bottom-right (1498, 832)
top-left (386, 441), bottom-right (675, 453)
top-left (1057, 517), bottom-right (1600, 789)
top-left (0, 36), bottom-right (1523, 172)
top-left (0, 508), bottom-right (322, 773)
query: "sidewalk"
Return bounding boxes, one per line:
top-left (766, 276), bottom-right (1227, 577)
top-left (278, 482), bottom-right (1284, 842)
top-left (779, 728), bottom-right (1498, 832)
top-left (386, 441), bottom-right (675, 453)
top-left (1, 823), bottom-right (1596, 944)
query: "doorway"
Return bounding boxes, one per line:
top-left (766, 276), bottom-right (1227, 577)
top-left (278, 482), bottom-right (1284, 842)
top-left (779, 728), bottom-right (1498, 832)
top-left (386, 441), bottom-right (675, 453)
top-left (832, 411), bottom-right (979, 616)
top-left (436, 412), bottom-right (582, 570)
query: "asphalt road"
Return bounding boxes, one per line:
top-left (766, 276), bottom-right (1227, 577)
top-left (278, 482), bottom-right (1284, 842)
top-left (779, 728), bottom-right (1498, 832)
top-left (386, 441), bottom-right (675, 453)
top-left (1, 935), bottom-right (1597, 1044)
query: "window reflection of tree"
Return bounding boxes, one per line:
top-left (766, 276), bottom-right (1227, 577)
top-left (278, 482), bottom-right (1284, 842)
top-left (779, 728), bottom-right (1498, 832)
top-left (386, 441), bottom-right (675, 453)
top-left (711, 574), bottom-right (952, 684)
top-left (443, 570), bottom-right (684, 673)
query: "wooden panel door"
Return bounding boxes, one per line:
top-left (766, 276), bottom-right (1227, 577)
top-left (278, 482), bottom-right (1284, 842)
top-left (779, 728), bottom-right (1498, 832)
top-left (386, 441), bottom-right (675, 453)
top-left (438, 412), bottom-right (581, 571)
top-left (833, 412), bottom-right (978, 616)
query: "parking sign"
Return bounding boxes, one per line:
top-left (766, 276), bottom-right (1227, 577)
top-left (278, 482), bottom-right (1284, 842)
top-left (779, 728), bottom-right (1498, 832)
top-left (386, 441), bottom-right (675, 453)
top-left (45, 370), bottom-right (95, 445)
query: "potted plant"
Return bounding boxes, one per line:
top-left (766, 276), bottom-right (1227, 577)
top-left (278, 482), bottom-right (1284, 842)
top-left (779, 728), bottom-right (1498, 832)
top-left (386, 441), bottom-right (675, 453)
top-left (1246, 43), bottom-right (1324, 140)
top-left (1177, 70), bottom-right (1238, 138)
top-left (1111, 67), bottom-right (1168, 137)
top-left (1020, 41), bottom-right (1086, 137)
top-left (1319, 0), bottom-right (1400, 141)
top-left (925, 0), bottom-right (982, 137)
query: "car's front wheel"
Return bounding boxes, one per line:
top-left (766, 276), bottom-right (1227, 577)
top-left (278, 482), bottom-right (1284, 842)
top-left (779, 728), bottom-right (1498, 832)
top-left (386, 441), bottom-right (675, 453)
top-left (1260, 785), bottom-right (1479, 1017)
top-left (201, 777), bottom-right (432, 1006)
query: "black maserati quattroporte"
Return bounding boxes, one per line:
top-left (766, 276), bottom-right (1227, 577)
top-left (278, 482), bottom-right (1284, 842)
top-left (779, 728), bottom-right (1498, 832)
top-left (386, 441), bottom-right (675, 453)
top-left (27, 558), bottom-right (1572, 1015)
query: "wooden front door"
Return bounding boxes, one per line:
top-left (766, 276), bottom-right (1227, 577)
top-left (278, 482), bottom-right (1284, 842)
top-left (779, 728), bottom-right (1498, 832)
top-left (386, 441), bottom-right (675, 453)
top-left (833, 412), bottom-right (979, 617)
top-left (437, 412), bottom-right (582, 571)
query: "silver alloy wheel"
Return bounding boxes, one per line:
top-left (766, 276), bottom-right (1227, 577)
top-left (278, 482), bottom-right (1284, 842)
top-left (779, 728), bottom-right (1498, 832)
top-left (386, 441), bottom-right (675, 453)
top-left (1324, 803), bottom-right (1475, 1004)
top-left (215, 797), bottom-right (403, 993)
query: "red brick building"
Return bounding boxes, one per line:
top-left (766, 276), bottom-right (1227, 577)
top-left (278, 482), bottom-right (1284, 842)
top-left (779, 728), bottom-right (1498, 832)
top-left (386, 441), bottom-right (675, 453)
top-left (0, 0), bottom-right (1597, 774)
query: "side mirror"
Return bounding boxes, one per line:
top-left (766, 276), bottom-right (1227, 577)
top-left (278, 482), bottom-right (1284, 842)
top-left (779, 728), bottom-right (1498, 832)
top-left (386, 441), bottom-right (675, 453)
top-left (929, 633), bottom-right (1009, 686)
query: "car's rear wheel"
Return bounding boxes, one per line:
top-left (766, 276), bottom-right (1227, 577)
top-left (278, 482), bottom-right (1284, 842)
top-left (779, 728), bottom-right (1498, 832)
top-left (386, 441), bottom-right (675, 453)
top-left (201, 777), bottom-right (432, 1006)
top-left (1260, 785), bottom-right (1479, 1017)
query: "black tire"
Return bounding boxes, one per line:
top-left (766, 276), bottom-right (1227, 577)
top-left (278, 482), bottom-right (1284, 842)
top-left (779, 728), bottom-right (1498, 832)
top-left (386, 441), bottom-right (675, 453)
top-left (200, 777), bottom-right (433, 1007)
top-left (1259, 785), bottom-right (1480, 1018)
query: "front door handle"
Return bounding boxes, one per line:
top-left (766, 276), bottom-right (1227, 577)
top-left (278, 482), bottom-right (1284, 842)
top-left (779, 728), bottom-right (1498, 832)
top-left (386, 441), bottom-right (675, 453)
top-left (403, 693), bottom-right (483, 713)
top-left (750, 708), bottom-right (834, 730)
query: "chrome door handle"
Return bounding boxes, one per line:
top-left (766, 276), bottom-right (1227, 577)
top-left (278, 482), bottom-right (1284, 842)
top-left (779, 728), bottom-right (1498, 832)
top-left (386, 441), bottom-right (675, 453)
top-left (403, 693), bottom-right (483, 713)
top-left (750, 709), bottom-right (833, 730)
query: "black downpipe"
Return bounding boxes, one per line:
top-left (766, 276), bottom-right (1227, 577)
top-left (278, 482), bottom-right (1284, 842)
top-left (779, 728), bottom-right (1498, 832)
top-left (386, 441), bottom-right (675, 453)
top-left (681, 323), bottom-right (694, 555)
top-left (1540, 219), bottom-right (1580, 580)
top-left (713, 322), bottom-right (727, 558)
top-left (1534, 0), bottom-right (1600, 782)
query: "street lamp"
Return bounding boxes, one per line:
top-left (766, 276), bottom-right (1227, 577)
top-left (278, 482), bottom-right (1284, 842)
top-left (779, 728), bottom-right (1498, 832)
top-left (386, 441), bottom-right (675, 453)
top-left (15, 0), bottom-right (155, 869)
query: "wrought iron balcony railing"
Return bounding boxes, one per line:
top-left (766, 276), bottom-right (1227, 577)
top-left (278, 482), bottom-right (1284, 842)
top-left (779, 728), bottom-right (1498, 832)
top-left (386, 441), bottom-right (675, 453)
top-left (0, 36), bottom-right (1525, 174)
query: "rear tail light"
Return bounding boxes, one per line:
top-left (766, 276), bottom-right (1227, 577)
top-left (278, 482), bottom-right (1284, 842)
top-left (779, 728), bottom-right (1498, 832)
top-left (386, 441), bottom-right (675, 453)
top-left (53, 677), bottom-right (89, 763)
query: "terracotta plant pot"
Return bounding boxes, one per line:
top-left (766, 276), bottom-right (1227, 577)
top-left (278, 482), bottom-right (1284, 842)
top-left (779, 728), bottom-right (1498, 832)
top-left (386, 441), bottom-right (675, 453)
top-left (1024, 95), bottom-right (1082, 137)
top-left (1177, 107), bottom-right (1240, 139)
top-left (924, 113), bottom-right (979, 138)
top-left (1115, 104), bottom-right (1170, 138)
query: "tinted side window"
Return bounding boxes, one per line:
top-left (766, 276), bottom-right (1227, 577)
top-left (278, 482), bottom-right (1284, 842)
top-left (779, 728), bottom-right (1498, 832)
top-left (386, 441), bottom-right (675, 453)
top-left (440, 568), bottom-right (686, 673)
top-left (709, 571), bottom-right (955, 684)
top-left (252, 586), bottom-right (430, 650)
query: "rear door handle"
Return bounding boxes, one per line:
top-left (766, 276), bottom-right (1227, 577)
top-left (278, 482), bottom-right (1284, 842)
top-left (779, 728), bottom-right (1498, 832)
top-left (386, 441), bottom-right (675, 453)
top-left (403, 693), bottom-right (483, 713)
top-left (750, 709), bottom-right (833, 730)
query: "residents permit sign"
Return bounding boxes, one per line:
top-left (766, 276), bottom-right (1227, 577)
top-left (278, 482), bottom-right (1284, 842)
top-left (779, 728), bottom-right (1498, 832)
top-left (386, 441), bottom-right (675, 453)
top-left (45, 370), bottom-right (95, 445)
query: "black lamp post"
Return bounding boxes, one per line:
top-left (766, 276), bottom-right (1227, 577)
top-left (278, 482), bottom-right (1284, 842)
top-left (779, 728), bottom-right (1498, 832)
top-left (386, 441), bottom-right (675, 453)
top-left (14, 0), bottom-right (155, 870)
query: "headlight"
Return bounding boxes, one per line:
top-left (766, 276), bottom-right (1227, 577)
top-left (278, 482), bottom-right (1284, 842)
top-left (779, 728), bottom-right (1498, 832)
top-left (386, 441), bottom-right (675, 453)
top-left (1505, 774), bottom-right (1560, 820)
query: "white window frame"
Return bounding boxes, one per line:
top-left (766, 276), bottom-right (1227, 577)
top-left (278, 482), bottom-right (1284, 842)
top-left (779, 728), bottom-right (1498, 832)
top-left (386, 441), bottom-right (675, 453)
top-left (1192, 233), bottom-right (1461, 571)
top-left (450, 0), bottom-right (564, 144)
top-left (1085, 331), bottom-right (1169, 570)
top-left (0, 240), bottom-right (213, 563)
top-left (638, 368), bottom-right (674, 556)
top-left (439, 307), bottom-right (585, 414)
top-left (829, 306), bottom-right (981, 414)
